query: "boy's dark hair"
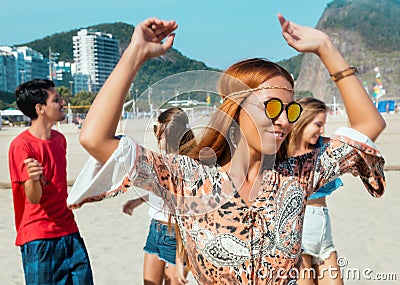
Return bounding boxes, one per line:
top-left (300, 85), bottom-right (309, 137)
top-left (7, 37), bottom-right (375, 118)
top-left (15, 79), bottom-right (55, 120)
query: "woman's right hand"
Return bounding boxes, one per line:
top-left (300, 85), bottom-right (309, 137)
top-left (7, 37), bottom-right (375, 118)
top-left (122, 198), bottom-right (144, 215)
top-left (277, 13), bottom-right (331, 56)
top-left (129, 17), bottom-right (178, 61)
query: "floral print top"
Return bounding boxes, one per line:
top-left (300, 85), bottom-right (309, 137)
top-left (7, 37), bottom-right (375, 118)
top-left (67, 127), bottom-right (385, 285)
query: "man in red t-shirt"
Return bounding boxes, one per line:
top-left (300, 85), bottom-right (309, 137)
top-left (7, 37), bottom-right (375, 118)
top-left (8, 79), bottom-right (93, 284)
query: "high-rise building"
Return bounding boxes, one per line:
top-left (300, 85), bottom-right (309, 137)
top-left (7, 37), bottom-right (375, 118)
top-left (73, 29), bottom-right (119, 93)
top-left (0, 49), bottom-right (18, 93)
top-left (0, 46), bottom-right (49, 93)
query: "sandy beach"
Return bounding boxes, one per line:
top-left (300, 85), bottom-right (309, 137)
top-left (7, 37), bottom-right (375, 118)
top-left (1, 114), bottom-right (399, 284)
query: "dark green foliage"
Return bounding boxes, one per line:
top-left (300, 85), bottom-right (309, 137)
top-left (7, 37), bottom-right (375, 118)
top-left (0, 90), bottom-right (14, 104)
top-left (277, 54), bottom-right (305, 80)
top-left (10, 0), bottom-right (400, 107)
top-left (21, 31), bottom-right (77, 61)
top-left (20, 22), bottom-right (134, 61)
top-left (0, 100), bottom-right (6, 110)
top-left (17, 22), bottom-right (217, 96)
top-left (132, 50), bottom-right (218, 96)
top-left (322, 0), bottom-right (400, 52)
top-left (295, 90), bottom-right (314, 99)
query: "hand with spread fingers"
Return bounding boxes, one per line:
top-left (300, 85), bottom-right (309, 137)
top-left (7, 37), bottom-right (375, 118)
top-left (130, 17), bottom-right (178, 60)
top-left (278, 13), bottom-right (330, 55)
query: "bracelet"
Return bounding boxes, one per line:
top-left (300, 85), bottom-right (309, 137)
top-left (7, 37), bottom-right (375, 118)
top-left (330, 66), bottom-right (358, 82)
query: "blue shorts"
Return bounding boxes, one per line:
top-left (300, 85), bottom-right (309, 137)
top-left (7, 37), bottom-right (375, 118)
top-left (301, 206), bottom-right (336, 265)
top-left (143, 219), bottom-right (177, 265)
top-left (20, 232), bottom-right (93, 285)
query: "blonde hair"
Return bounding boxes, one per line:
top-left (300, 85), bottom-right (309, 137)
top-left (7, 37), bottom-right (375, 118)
top-left (286, 97), bottom-right (328, 157)
top-left (155, 108), bottom-right (196, 269)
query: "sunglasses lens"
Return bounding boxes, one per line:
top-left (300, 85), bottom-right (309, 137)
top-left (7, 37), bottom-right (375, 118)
top-left (265, 99), bottom-right (283, 119)
top-left (153, 125), bottom-right (158, 134)
top-left (287, 103), bottom-right (302, 123)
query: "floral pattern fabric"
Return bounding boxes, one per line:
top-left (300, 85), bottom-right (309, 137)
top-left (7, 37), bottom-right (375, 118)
top-left (67, 127), bottom-right (385, 284)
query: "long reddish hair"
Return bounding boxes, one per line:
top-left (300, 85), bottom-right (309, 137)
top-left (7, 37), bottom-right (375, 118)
top-left (187, 58), bottom-right (294, 165)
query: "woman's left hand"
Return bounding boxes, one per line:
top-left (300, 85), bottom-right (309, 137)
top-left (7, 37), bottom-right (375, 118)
top-left (277, 13), bottom-right (330, 55)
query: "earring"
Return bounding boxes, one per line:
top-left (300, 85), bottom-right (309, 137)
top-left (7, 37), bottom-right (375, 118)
top-left (229, 126), bottom-right (237, 149)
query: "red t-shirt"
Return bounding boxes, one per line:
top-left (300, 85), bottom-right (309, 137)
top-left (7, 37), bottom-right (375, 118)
top-left (8, 129), bottom-right (78, 246)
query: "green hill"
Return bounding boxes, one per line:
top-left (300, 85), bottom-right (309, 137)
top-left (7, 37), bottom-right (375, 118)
top-left (19, 22), bottom-right (218, 94)
top-left (322, 0), bottom-right (400, 52)
top-left (13, 0), bottom-right (400, 105)
top-left (295, 0), bottom-right (400, 103)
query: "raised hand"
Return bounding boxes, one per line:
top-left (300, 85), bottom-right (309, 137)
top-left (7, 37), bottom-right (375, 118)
top-left (130, 17), bottom-right (178, 60)
top-left (277, 13), bottom-right (330, 55)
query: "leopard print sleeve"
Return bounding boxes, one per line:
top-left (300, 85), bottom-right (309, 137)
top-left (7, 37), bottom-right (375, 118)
top-left (311, 128), bottom-right (385, 198)
top-left (132, 141), bottom-right (236, 216)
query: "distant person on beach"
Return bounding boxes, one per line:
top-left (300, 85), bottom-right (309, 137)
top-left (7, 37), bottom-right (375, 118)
top-left (77, 116), bottom-right (84, 130)
top-left (8, 79), bottom-right (93, 284)
top-left (122, 107), bottom-right (193, 285)
top-left (287, 97), bottom-right (344, 285)
top-left (67, 15), bottom-right (386, 284)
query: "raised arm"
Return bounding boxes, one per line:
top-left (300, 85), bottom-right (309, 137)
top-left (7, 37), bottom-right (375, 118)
top-left (80, 18), bottom-right (178, 163)
top-left (278, 13), bottom-right (386, 141)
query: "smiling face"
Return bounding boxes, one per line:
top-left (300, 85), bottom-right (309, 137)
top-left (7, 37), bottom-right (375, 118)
top-left (39, 88), bottom-right (66, 123)
top-left (238, 76), bottom-right (295, 156)
top-left (301, 111), bottom-right (327, 146)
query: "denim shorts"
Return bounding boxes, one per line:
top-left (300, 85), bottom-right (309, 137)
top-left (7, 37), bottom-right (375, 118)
top-left (301, 206), bottom-right (336, 265)
top-left (20, 232), bottom-right (93, 285)
top-left (143, 219), bottom-right (177, 265)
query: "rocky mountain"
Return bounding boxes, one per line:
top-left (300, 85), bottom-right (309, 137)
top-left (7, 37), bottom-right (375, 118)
top-left (10, 0), bottom-right (400, 106)
top-left (295, 0), bottom-right (400, 105)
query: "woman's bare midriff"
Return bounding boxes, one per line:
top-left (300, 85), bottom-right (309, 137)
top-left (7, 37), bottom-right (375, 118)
top-left (306, 196), bottom-right (327, 207)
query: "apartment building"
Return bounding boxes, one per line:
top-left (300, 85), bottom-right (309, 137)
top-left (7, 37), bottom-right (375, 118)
top-left (73, 29), bottom-right (119, 93)
top-left (0, 46), bottom-right (48, 93)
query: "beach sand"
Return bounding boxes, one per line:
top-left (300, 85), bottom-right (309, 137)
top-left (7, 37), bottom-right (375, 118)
top-left (1, 114), bottom-right (399, 284)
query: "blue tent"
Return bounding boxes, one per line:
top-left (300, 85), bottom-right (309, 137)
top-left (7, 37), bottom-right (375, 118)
top-left (377, 100), bottom-right (395, 112)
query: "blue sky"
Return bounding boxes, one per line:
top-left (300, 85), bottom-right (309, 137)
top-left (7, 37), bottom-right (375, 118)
top-left (0, 0), bottom-right (333, 70)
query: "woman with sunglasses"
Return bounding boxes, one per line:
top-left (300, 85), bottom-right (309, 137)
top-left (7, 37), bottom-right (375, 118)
top-left (287, 97), bottom-right (344, 285)
top-left (67, 14), bottom-right (386, 284)
top-left (122, 107), bottom-right (193, 285)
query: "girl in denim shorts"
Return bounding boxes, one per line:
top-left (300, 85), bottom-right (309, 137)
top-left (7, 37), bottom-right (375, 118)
top-left (122, 108), bottom-right (194, 284)
top-left (287, 97), bottom-right (344, 285)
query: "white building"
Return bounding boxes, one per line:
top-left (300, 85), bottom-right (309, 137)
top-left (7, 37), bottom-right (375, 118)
top-left (73, 29), bottom-right (119, 93)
